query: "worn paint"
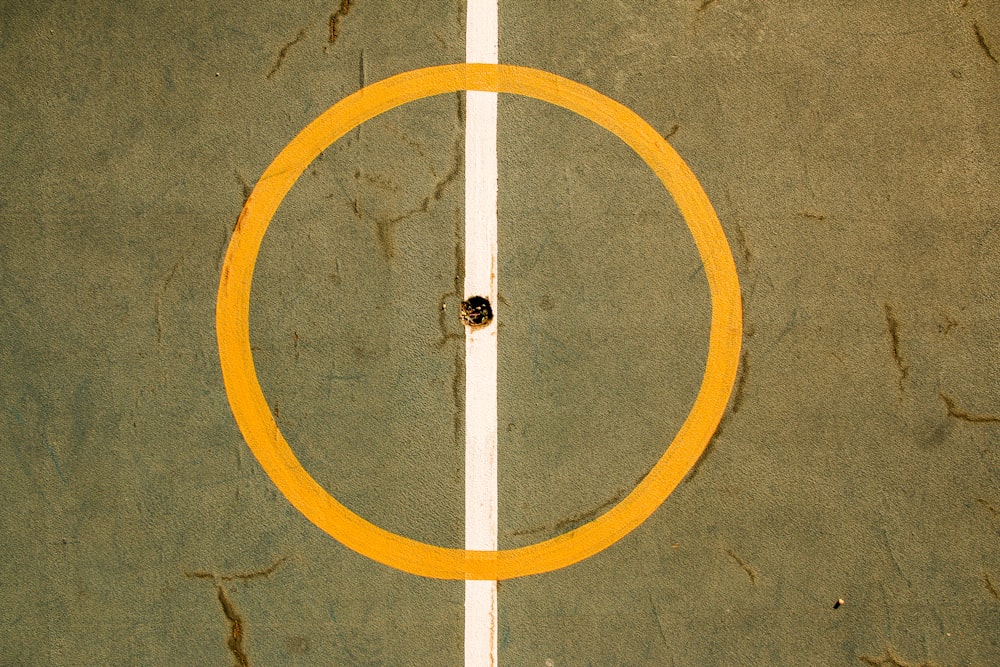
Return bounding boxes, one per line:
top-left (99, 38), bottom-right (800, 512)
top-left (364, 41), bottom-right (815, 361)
top-left (215, 63), bottom-right (742, 580)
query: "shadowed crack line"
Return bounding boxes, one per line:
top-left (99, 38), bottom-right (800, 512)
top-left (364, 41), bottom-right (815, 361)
top-left (648, 592), bottom-right (668, 646)
top-left (880, 527), bottom-right (911, 587)
top-left (685, 414), bottom-right (724, 483)
top-left (883, 303), bottom-right (908, 392)
top-left (973, 22), bottom-right (998, 63)
top-left (155, 256), bottom-right (184, 345)
top-left (983, 572), bottom-right (1000, 600)
top-left (234, 170), bottom-right (252, 204)
top-left (731, 218), bottom-right (752, 266)
top-left (730, 350), bottom-right (749, 413)
top-left (267, 29), bottom-right (307, 80)
top-left (975, 497), bottom-right (1000, 519)
top-left (510, 492), bottom-right (625, 538)
top-left (726, 548), bottom-right (757, 584)
top-left (939, 393), bottom-right (1000, 423)
top-left (510, 463), bottom-right (657, 538)
top-left (985, 572), bottom-right (1000, 600)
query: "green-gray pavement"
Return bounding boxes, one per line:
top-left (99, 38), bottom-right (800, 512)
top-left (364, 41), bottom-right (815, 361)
top-left (2, 1), bottom-right (998, 664)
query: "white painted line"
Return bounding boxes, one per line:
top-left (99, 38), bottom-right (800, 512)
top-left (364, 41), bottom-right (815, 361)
top-left (464, 1), bottom-right (498, 666)
top-left (466, 0), bottom-right (499, 64)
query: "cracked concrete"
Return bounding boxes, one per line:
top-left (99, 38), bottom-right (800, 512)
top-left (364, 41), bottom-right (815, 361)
top-left (984, 572), bottom-right (999, 601)
top-left (858, 648), bottom-right (939, 667)
top-left (329, 0), bottom-right (355, 45)
top-left (371, 97), bottom-right (464, 259)
top-left (883, 303), bottom-right (909, 393)
top-left (184, 559), bottom-right (287, 666)
top-left (216, 586), bottom-right (251, 667)
top-left (2, 1), bottom-right (999, 665)
top-left (266, 28), bottom-right (307, 80)
top-left (973, 22), bottom-right (997, 63)
top-left (185, 557), bottom-right (287, 583)
top-left (725, 549), bottom-right (757, 584)
top-left (939, 393), bottom-right (1000, 423)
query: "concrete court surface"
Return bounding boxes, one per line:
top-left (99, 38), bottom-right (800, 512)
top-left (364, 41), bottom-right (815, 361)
top-left (1, 0), bottom-right (999, 664)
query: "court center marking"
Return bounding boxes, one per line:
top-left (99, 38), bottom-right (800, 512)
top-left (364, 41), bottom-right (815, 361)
top-left (464, 1), bottom-right (499, 666)
top-left (216, 63), bottom-right (743, 581)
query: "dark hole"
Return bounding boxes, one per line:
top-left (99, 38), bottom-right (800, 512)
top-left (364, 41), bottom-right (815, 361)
top-left (460, 296), bottom-right (493, 327)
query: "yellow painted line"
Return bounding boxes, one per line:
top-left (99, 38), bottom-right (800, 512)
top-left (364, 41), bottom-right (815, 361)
top-left (216, 63), bottom-right (743, 580)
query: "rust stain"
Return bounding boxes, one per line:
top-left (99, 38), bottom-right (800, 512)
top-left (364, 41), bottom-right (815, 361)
top-left (329, 0), bottom-right (354, 44)
top-left (216, 586), bottom-right (250, 667)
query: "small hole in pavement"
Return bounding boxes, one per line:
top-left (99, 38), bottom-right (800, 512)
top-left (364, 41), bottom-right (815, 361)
top-left (460, 296), bottom-right (493, 327)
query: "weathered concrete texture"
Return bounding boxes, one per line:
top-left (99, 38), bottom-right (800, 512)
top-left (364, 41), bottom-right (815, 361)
top-left (0, 0), bottom-right (465, 664)
top-left (0, 0), bottom-right (998, 664)
top-left (498, 1), bottom-right (1000, 665)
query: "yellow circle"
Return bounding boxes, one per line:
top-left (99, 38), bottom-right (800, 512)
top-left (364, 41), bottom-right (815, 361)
top-left (216, 64), bottom-right (742, 580)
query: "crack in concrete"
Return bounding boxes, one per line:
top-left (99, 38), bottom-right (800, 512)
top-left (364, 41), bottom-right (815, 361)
top-left (731, 218), bottom-right (752, 267)
top-left (510, 463), bottom-right (656, 538)
top-left (880, 527), bottom-right (911, 588)
top-left (883, 303), bottom-right (908, 393)
top-left (939, 393), bottom-right (1000, 423)
top-left (686, 323), bottom-right (751, 482)
top-left (984, 572), bottom-right (1000, 600)
top-left (730, 349), bottom-right (749, 413)
top-left (185, 556), bottom-right (287, 582)
top-left (437, 292), bottom-right (463, 348)
top-left (373, 98), bottom-right (464, 259)
top-left (451, 347), bottom-right (464, 460)
top-left (216, 585), bottom-right (250, 667)
top-left (155, 256), bottom-right (184, 345)
top-left (975, 497), bottom-right (1000, 519)
top-left (266, 29), bottom-right (307, 80)
top-left (725, 548), bottom-right (757, 584)
top-left (973, 22), bottom-right (997, 63)
top-left (648, 592), bottom-right (668, 647)
top-left (184, 558), bottom-right (287, 666)
top-left (329, 0), bottom-right (354, 45)
top-left (685, 415), bottom-right (724, 484)
top-left (510, 491), bottom-right (625, 538)
top-left (858, 648), bottom-right (938, 667)
top-left (234, 170), bottom-right (252, 204)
